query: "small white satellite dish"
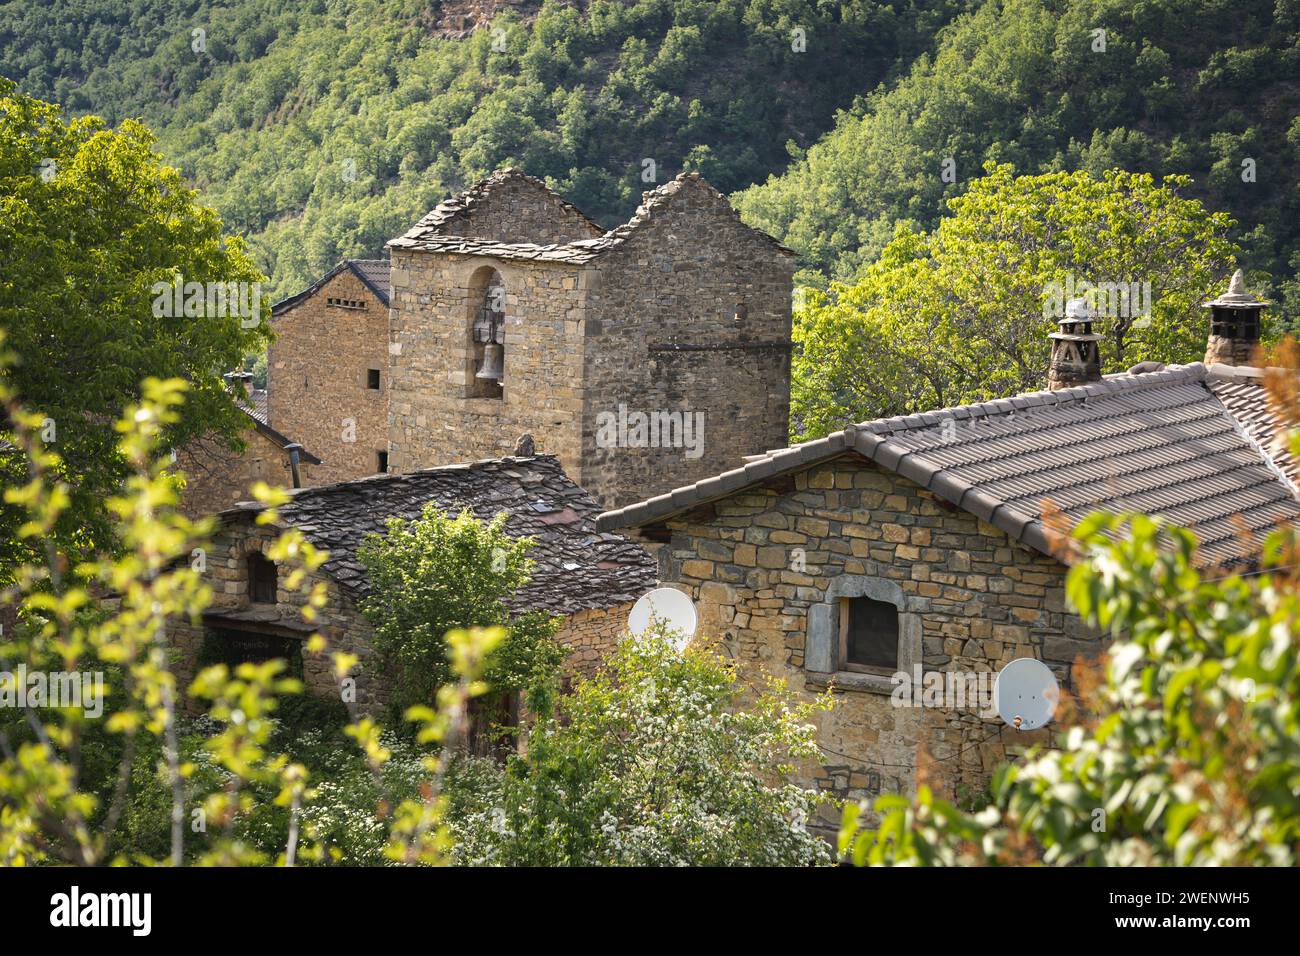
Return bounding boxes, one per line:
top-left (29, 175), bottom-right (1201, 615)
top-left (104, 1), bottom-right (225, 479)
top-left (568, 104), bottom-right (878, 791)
top-left (628, 588), bottom-right (697, 649)
top-left (994, 658), bottom-right (1059, 731)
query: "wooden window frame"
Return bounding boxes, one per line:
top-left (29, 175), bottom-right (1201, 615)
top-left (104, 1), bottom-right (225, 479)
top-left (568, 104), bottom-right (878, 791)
top-left (838, 596), bottom-right (899, 676)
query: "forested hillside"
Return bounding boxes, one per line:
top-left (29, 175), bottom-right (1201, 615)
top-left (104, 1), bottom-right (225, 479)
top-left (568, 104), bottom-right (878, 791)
top-left (0, 0), bottom-right (965, 296)
top-left (736, 0), bottom-right (1300, 320)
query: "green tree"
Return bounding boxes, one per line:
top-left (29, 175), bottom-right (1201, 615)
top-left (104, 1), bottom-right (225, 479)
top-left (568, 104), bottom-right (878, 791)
top-left (448, 624), bottom-right (835, 866)
top-left (0, 79), bottom-right (271, 571)
top-left (357, 505), bottom-right (565, 716)
top-left (791, 164), bottom-right (1238, 437)
top-left (0, 361), bottom-right (503, 866)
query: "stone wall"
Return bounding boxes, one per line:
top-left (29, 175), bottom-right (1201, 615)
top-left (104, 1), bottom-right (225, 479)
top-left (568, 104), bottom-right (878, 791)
top-left (269, 269), bottom-right (390, 485)
top-left (439, 173), bottom-right (605, 243)
top-left (552, 602), bottom-right (633, 678)
top-left (388, 173), bottom-right (793, 509)
top-left (171, 519), bottom-right (382, 711)
top-left (387, 251), bottom-right (589, 476)
top-left (656, 455), bottom-right (1101, 826)
top-left (174, 520), bottom-right (638, 712)
top-left (580, 175), bottom-right (793, 509)
top-left (177, 427), bottom-right (313, 518)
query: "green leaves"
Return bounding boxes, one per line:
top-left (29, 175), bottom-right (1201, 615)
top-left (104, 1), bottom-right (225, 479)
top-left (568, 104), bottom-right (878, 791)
top-left (788, 162), bottom-right (1237, 436)
top-left (357, 504), bottom-right (563, 716)
top-left (448, 622), bottom-right (835, 866)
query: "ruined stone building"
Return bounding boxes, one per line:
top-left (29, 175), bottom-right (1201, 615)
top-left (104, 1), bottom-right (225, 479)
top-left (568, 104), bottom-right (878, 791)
top-left (597, 274), bottom-right (1299, 827)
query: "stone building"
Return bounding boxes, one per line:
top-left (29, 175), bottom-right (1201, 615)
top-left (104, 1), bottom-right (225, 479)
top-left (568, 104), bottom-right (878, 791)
top-left (597, 281), bottom-right (1299, 824)
top-left (175, 373), bottom-right (321, 516)
top-left (386, 167), bottom-right (794, 509)
top-left (172, 454), bottom-right (656, 711)
top-left (268, 259), bottom-right (393, 486)
top-left (181, 168), bottom-right (793, 518)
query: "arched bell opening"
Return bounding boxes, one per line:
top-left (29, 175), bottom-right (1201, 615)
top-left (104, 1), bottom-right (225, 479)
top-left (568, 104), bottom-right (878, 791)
top-left (467, 266), bottom-right (506, 400)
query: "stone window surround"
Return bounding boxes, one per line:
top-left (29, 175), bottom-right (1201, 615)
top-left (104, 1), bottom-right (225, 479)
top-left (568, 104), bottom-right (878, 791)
top-left (805, 575), bottom-right (921, 695)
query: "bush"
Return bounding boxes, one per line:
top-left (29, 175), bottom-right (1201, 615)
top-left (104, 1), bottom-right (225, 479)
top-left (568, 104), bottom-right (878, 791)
top-left (449, 625), bottom-right (835, 866)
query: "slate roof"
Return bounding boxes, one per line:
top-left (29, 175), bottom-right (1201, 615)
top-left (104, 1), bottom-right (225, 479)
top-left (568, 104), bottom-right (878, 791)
top-left (222, 455), bottom-right (657, 617)
top-left (242, 388), bottom-right (269, 426)
top-left (405, 167), bottom-right (605, 238)
top-left (389, 170), bottom-right (795, 260)
top-left (270, 258), bottom-right (391, 315)
top-left (597, 363), bottom-right (1300, 573)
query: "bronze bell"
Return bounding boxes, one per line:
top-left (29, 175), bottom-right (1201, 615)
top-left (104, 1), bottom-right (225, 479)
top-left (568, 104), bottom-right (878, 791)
top-left (476, 342), bottom-right (504, 381)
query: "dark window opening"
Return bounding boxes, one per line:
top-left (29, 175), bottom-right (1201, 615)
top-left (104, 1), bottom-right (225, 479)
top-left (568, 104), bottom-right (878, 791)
top-left (247, 552), bottom-right (278, 604)
top-left (840, 596), bottom-right (899, 674)
top-left (377, 450), bottom-right (388, 474)
top-left (367, 368), bottom-right (381, 390)
top-left (198, 627), bottom-right (303, 680)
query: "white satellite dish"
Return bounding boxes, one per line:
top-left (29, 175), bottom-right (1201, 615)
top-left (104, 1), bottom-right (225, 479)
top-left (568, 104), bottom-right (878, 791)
top-left (994, 658), bottom-right (1059, 731)
top-left (628, 588), bottom-right (697, 649)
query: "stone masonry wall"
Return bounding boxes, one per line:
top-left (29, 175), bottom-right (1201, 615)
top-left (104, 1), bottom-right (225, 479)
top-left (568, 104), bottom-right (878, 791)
top-left (580, 175), bottom-right (793, 509)
top-left (171, 520), bottom-right (381, 711)
top-left (173, 521), bottom-right (637, 711)
top-left (177, 427), bottom-right (314, 518)
top-left (658, 455), bottom-right (1101, 829)
top-left (552, 602), bottom-right (633, 678)
top-left (269, 269), bottom-right (390, 485)
top-left (439, 174), bottom-right (605, 243)
top-left (387, 251), bottom-right (589, 476)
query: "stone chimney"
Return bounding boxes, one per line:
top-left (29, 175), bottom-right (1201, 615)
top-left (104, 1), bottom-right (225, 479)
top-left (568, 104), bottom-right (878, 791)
top-left (1202, 269), bottom-right (1267, 367)
top-left (1048, 297), bottom-right (1103, 390)
top-left (222, 370), bottom-right (254, 400)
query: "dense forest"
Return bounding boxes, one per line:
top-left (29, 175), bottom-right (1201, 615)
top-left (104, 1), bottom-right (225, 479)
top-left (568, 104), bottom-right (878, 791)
top-left (738, 0), bottom-right (1300, 321)
top-left (1, 0), bottom-right (1295, 317)
top-left (0, 0), bottom-right (967, 296)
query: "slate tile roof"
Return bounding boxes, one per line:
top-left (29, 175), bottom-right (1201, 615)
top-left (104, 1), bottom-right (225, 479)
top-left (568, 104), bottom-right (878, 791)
top-left (597, 363), bottom-right (1300, 573)
top-left (406, 167), bottom-right (605, 238)
top-left (242, 388), bottom-right (269, 426)
top-left (389, 170), bottom-right (794, 260)
top-left (222, 455), bottom-right (657, 617)
top-left (270, 258), bottom-right (391, 315)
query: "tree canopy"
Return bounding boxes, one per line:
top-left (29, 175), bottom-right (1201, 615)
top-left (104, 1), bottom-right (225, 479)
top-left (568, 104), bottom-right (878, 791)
top-left (791, 163), bottom-right (1239, 437)
top-left (0, 78), bottom-right (270, 570)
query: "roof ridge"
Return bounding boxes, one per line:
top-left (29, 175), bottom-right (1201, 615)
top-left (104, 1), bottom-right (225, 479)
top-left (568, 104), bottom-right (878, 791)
top-left (860, 363), bottom-right (1207, 436)
top-left (221, 454), bottom-right (562, 514)
top-left (406, 167), bottom-right (604, 237)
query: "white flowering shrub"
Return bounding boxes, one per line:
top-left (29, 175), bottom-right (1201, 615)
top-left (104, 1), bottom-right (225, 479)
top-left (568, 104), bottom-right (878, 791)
top-left (449, 624), bottom-right (835, 866)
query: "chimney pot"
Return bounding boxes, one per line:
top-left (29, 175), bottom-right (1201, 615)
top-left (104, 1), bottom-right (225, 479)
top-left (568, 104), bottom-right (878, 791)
top-left (1048, 298), bottom-right (1104, 390)
top-left (1202, 269), bottom-right (1267, 367)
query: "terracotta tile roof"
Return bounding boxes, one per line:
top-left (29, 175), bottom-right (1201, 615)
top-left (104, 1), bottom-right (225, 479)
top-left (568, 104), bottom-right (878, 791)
top-left (222, 455), bottom-right (656, 617)
top-left (1206, 365), bottom-right (1296, 483)
top-left (598, 363), bottom-right (1300, 573)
